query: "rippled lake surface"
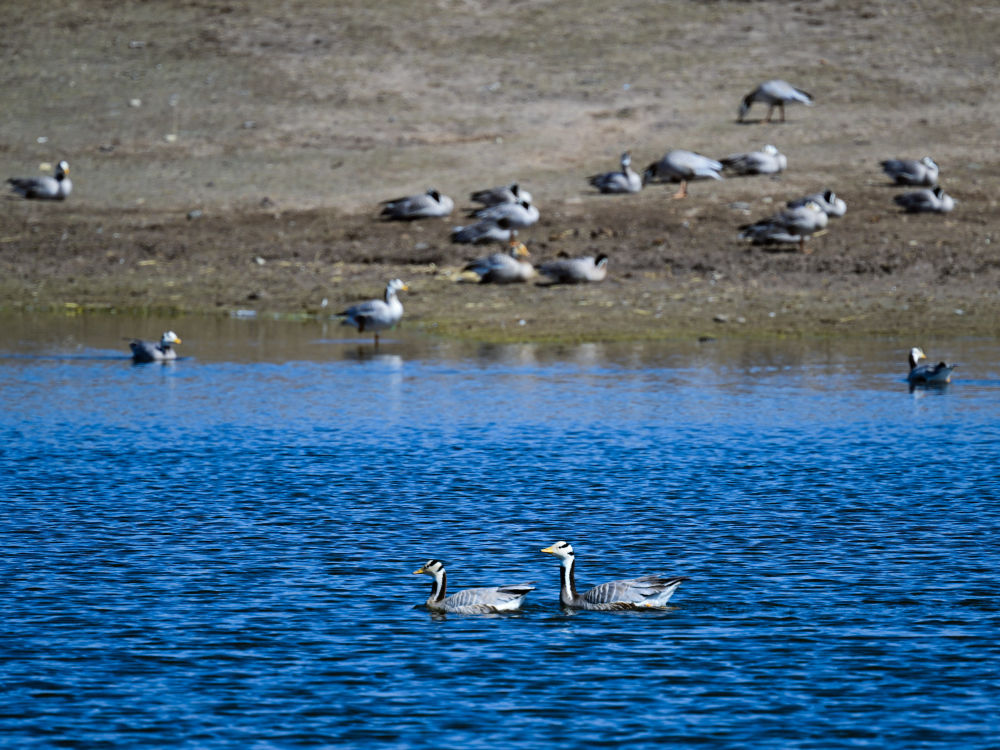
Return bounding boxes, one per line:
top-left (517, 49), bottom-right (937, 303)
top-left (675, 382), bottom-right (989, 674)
top-left (3, 314), bottom-right (1000, 749)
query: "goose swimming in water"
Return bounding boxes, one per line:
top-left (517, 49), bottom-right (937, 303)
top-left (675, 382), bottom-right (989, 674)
top-left (413, 559), bottom-right (534, 614)
top-left (538, 254), bottom-right (609, 284)
top-left (379, 189), bottom-right (454, 220)
top-left (643, 149), bottom-right (723, 198)
top-left (129, 331), bottom-right (182, 362)
top-left (787, 189), bottom-right (847, 218)
top-left (721, 144), bottom-right (787, 176)
top-left (469, 182), bottom-right (533, 208)
top-left (738, 80), bottom-right (813, 123)
top-left (337, 279), bottom-right (408, 346)
top-left (588, 152), bottom-right (643, 194)
top-left (739, 200), bottom-right (829, 252)
top-left (8, 160), bottom-right (72, 200)
top-left (463, 240), bottom-right (534, 283)
top-left (907, 347), bottom-right (957, 384)
top-left (541, 541), bottom-right (688, 610)
top-left (881, 157), bottom-right (939, 186)
top-left (893, 186), bottom-right (955, 213)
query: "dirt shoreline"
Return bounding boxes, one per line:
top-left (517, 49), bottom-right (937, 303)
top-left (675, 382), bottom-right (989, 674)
top-left (2, 1), bottom-right (998, 343)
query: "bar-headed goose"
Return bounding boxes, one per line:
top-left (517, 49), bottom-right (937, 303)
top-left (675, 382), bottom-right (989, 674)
top-left (787, 189), bottom-right (847, 218)
top-left (721, 144), bottom-right (787, 175)
top-left (738, 80), bottom-right (813, 123)
top-left (469, 182), bottom-right (533, 208)
top-left (379, 189), bottom-right (454, 220)
top-left (643, 149), bottom-right (723, 198)
top-left (129, 331), bottom-right (182, 362)
top-left (470, 199), bottom-right (539, 228)
top-left (588, 152), bottom-right (642, 194)
top-left (541, 541), bottom-right (688, 610)
top-left (451, 218), bottom-right (516, 244)
top-left (739, 200), bottom-right (829, 252)
top-left (337, 279), bottom-right (408, 346)
top-left (463, 240), bottom-right (534, 283)
top-left (880, 157), bottom-right (939, 186)
top-left (413, 559), bottom-right (534, 614)
top-left (893, 186), bottom-right (955, 213)
top-left (8, 160), bottom-right (72, 200)
top-left (538, 254), bottom-right (608, 284)
top-left (907, 347), bottom-right (957, 384)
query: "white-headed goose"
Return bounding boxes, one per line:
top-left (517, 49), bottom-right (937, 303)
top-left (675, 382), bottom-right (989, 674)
top-left (893, 186), bottom-right (955, 213)
top-left (337, 279), bottom-right (408, 346)
top-left (907, 347), bottom-right (957, 385)
top-left (379, 189), bottom-right (454, 220)
top-left (8, 160), bottom-right (72, 200)
top-left (413, 559), bottom-right (534, 614)
top-left (787, 189), bottom-right (847, 218)
top-left (538, 254), bottom-right (608, 284)
top-left (739, 200), bottom-right (829, 252)
top-left (129, 331), bottom-right (182, 362)
top-left (738, 80), bottom-right (813, 123)
top-left (469, 182), bottom-right (533, 208)
top-left (541, 541), bottom-right (688, 611)
top-left (642, 149), bottom-right (723, 199)
top-left (881, 157), bottom-right (939, 187)
top-left (588, 152), bottom-right (643, 194)
top-left (721, 144), bottom-right (787, 176)
top-left (463, 240), bottom-right (534, 283)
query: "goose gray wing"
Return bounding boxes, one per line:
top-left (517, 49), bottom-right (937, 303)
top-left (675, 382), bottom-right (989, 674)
top-left (441, 584), bottom-right (535, 614)
top-left (338, 298), bottom-right (391, 330)
top-left (582, 575), bottom-right (688, 610)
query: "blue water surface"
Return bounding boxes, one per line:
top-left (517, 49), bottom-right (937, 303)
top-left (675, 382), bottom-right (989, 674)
top-left (2, 326), bottom-right (999, 749)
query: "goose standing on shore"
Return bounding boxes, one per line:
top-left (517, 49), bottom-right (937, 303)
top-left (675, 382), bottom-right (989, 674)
top-left (881, 157), bottom-right (939, 186)
top-left (469, 182), bottom-right (532, 208)
top-left (588, 152), bottom-right (643, 194)
top-left (413, 559), bottom-right (535, 614)
top-left (463, 240), bottom-right (534, 283)
top-left (643, 149), bottom-right (723, 198)
top-left (541, 541), bottom-right (688, 610)
top-left (739, 200), bottom-right (829, 252)
top-left (721, 144), bottom-right (787, 176)
top-left (893, 186), bottom-right (955, 213)
top-left (787, 189), bottom-right (847, 218)
top-left (538, 254), bottom-right (609, 284)
top-left (337, 279), bottom-right (408, 346)
top-left (907, 347), bottom-right (957, 384)
top-left (129, 331), bottom-right (182, 362)
top-left (738, 80), bottom-right (813, 123)
top-left (379, 189), bottom-right (453, 220)
top-left (7, 160), bottom-right (72, 200)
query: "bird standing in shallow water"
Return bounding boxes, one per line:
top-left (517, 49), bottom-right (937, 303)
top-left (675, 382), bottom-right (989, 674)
top-left (129, 331), bottom-right (182, 362)
top-left (413, 559), bottom-right (534, 614)
top-left (738, 80), bottom-right (813, 123)
top-left (541, 541), bottom-right (688, 610)
top-left (8, 160), bottom-right (72, 200)
top-left (907, 347), bottom-right (957, 384)
top-left (337, 279), bottom-right (408, 347)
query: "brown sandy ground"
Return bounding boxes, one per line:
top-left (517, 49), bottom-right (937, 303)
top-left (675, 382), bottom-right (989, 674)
top-left (1, 0), bottom-right (998, 342)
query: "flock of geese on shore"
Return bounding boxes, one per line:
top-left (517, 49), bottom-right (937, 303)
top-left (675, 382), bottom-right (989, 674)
top-left (7, 80), bottom-right (959, 383)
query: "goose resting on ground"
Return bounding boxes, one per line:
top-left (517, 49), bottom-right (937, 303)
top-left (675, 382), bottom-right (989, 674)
top-left (588, 152), bottom-right (643, 194)
top-left (470, 199), bottom-right (539, 228)
top-left (130, 331), bottom-right (182, 362)
top-left (881, 157), bottom-right (939, 186)
top-left (787, 189), bottom-right (847, 218)
top-left (8, 160), bottom-right (72, 200)
top-left (451, 218), bottom-right (516, 244)
top-left (738, 80), bottom-right (813, 123)
top-left (379, 189), bottom-right (454, 220)
top-left (739, 200), bottom-right (829, 252)
top-left (538, 254), bottom-right (608, 284)
top-left (893, 186), bottom-right (955, 213)
top-left (541, 541), bottom-right (688, 610)
top-left (907, 347), bottom-right (957, 384)
top-left (469, 182), bottom-right (533, 208)
top-left (413, 559), bottom-right (534, 614)
top-left (337, 279), bottom-right (408, 346)
top-left (643, 149), bottom-right (723, 198)
top-left (463, 240), bottom-right (534, 283)
top-left (721, 144), bottom-right (787, 176)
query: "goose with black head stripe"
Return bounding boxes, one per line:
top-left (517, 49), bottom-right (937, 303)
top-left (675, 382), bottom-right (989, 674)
top-left (413, 559), bottom-right (535, 614)
top-left (129, 331), bottom-right (181, 362)
top-left (541, 541), bottom-right (688, 610)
